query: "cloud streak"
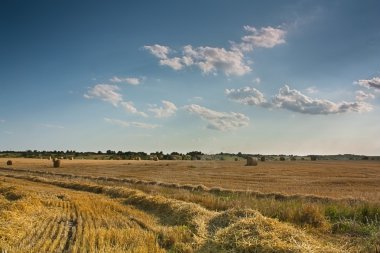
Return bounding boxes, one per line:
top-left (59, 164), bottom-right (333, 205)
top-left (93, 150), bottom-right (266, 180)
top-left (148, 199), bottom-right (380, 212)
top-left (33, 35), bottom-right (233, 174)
top-left (185, 104), bottom-right (249, 131)
top-left (120, 101), bottom-right (148, 117)
top-left (104, 118), bottom-right (159, 129)
top-left (41, 124), bottom-right (65, 129)
top-left (110, 76), bottom-right (142, 85)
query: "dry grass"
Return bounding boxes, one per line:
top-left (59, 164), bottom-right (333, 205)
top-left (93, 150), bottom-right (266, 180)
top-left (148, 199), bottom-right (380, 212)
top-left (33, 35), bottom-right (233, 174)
top-left (1, 158), bottom-right (380, 252)
top-left (2, 158), bottom-right (380, 201)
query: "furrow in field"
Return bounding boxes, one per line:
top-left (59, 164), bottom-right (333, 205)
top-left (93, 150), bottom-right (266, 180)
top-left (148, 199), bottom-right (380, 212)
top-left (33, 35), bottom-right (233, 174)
top-left (32, 214), bottom-right (59, 252)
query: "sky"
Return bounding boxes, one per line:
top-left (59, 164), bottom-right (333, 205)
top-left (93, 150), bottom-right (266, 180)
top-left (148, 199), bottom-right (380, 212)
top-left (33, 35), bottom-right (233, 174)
top-left (0, 0), bottom-right (379, 155)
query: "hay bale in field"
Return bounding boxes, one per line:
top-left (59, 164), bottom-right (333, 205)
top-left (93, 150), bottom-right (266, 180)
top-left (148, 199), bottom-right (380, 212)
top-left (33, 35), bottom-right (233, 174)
top-left (213, 209), bottom-right (338, 252)
top-left (153, 156), bottom-right (159, 161)
top-left (246, 157), bottom-right (258, 166)
top-left (260, 156), bottom-right (266, 162)
top-left (6, 160), bottom-right (12, 166)
top-left (135, 156), bottom-right (141, 160)
top-left (70, 157), bottom-right (74, 160)
top-left (53, 159), bottom-right (61, 168)
top-left (234, 157), bottom-right (238, 161)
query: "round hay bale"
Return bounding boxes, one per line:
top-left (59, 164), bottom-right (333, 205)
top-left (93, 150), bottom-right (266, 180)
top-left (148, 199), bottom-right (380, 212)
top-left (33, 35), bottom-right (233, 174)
top-left (234, 157), bottom-right (238, 161)
top-left (6, 160), bottom-right (12, 166)
top-left (153, 156), bottom-right (159, 161)
top-left (53, 159), bottom-right (61, 168)
top-left (260, 156), bottom-right (266, 162)
top-left (246, 157), bottom-right (258, 166)
top-left (70, 157), bottom-right (74, 160)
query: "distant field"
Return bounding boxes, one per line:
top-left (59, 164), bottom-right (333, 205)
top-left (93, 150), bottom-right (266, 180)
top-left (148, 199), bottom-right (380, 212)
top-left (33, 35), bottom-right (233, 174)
top-left (1, 158), bottom-right (380, 252)
top-left (1, 158), bottom-right (380, 202)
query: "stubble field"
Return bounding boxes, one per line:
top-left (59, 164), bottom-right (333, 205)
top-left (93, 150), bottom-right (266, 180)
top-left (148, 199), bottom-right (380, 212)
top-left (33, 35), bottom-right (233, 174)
top-left (0, 158), bottom-right (379, 252)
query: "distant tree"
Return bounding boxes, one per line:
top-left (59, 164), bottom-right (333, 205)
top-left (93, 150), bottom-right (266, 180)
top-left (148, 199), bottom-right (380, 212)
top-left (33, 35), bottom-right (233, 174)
top-left (310, 155), bottom-right (317, 161)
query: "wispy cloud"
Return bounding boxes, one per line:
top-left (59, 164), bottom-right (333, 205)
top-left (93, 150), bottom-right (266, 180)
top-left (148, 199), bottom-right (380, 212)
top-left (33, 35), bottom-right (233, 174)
top-left (188, 96), bottom-right (203, 102)
top-left (144, 25), bottom-right (286, 76)
top-left (84, 84), bottom-right (123, 106)
top-left (148, 100), bottom-right (177, 118)
top-left (144, 44), bottom-right (170, 59)
top-left (85, 84), bottom-right (147, 117)
top-left (120, 101), bottom-right (148, 117)
top-left (356, 90), bottom-right (375, 101)
top-left (227, 85), bottom-right (373, 114)
top-left (41, 124), bottom-right (65, 129)
top-left (104, 118), bottom-right (159, 129)
top-left (185, 104), bottom-right (249, 131)
top-left (305, 86), bottom-right (318, 94)
top-left (355, 77), bottom-right (380, 90)
top-left (253, 77), bottom-right (261, 84)
top-left (109, 76), bottom-right (143, 85)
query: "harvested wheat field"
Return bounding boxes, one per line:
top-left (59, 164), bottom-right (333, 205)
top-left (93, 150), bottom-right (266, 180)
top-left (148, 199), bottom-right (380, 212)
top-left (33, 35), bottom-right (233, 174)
top-left (1, 158), bottom-right (380, 252)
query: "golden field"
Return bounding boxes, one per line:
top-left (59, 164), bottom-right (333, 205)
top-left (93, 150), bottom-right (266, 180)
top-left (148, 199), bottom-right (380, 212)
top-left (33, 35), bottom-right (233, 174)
top-left (1, 158), bottom-right (380, 252)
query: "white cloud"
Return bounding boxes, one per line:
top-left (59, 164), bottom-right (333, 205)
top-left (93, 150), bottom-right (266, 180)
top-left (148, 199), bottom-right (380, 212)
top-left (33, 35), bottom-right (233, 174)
top-left (185, 104), bottom-right (249, 131)
top-left (225, 87), bottom-right (270, 107)
top-left (104, 118), bottom-right (159, 129)
top-left (148, 100), bottom-right (177, 118)
top-left (305, 86), bottom-right (318, 94)
top-left (272, 85), bottom-right (372, 114)
top-left (84, 84), bottom-right (123, 106)
top-left (120, 101), bottom-right (148, 117)
top-left (159, 57), bottom-right (184, 70)
top-left (144, 44), bottom-right (170, 59)
top-left (226, 85), bottom-right (373, 115)
top-left (110, 76), bottom-right (142, 85)
top-left (182, 45), bottom-right (251, 76)
top-left (356, 90), bottom-right (375, 101)
top-left (144, 25), bottom-right (285, 77)
top-left (232, 26), bottom-right (286, 52)
top-left (355, 77), bottom-right (380, 90)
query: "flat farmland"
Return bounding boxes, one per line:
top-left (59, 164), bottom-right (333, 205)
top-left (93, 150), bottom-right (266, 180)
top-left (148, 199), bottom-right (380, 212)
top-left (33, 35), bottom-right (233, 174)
top-left (1, 158), bottom-right (380, 252)
top-left (1, 158), bottom-right (380, 202)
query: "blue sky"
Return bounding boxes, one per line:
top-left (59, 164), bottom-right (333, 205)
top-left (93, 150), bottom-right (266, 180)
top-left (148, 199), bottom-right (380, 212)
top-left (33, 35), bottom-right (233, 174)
top-left (1, 0), bottom-right (379, 155)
